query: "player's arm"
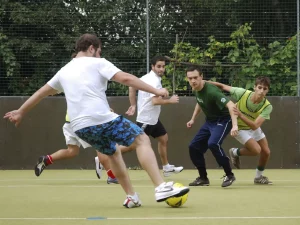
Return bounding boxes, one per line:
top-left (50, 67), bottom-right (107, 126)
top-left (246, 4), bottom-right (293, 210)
top-left (191, 103), bottom-right (202, 120)
top-left (206, 81), bottom-right (232, 92)
top-left (18, 84), bottom-right (58, 114)
top-left (4, 84), bottom-right (57, 127)
top-left (112, 71), bottom-right (169, 98)
top-left (187, 103), bottom-right (201, 128)
top-left (152, 95), bottom-right (179, 105)
top-left (226, 101), bottom-right (239, 136)
top-left (125, 87), bottom-right (137, 116)
top-left (235, 108), bottom-right (266, 130)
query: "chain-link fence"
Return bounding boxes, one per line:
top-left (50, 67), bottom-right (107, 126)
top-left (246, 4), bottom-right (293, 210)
top-left (0, 0), bottom-right (298, 96)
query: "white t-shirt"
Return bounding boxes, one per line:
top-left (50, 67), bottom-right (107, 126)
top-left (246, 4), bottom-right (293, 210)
top-left (136, 70), bottom-right (162, 125)
top-left (47, 57), bottom-right (120, 131)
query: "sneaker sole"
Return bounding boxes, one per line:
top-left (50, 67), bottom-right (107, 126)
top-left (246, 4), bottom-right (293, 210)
top-left (95, 171), bottom-right (100, 179)
top-left (163, 168), bottom-right (184, 177)
top-left (229, 149), bottom-right (241, 169)
top-left (189, 183), bottom-right (210, 186)
top-left (34, 156), bottom-right (45, 177)
top-left (222, 178), bottom-right (236, 188)
top-left (156, 188), bottom-right (190, 202)
top-left (254, 182), bottom-right (273, 185)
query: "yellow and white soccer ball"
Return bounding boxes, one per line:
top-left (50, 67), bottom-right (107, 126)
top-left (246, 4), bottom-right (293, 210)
top-left (165, 183), bottom-right (188, 208)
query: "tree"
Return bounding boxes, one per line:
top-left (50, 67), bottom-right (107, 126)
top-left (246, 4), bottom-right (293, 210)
top-left (166, 23), bottom-right (297, 96)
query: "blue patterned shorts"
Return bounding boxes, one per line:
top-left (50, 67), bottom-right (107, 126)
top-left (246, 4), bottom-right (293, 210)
top-left (75, 116), bottom-right (143, 155)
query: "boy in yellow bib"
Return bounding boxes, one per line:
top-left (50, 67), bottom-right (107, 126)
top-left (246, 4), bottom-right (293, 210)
top-left (208, 77), bottom-right (273, 184)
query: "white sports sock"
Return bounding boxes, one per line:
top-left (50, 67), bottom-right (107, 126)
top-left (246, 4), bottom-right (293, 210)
top-left (232, 148), bottom-right (239, 156)
top-left (163, 163), bottom-right (171, 170)
top-left (255, 169), bottom-right (264, 178)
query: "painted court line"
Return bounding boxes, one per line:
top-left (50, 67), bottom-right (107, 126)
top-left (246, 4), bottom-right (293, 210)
top-left (0, 185), bottom-right (300, 188)
top-left (0, 178), bottom-right (299, 182)
top-left (0, 216), bottom-right (300, 220)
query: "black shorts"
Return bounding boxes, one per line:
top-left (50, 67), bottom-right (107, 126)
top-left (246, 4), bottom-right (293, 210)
top-left (136, 119), bottom-right (167, 138)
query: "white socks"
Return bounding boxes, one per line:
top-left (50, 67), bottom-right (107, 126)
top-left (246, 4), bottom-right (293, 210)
top-left (232, 148), bottom-right (239, 156)
top-left (255, 168), bottom-right (264, 178)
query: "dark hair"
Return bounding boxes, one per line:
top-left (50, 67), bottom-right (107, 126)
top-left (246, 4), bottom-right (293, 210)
top-left (71, 53), bottom-right (77, 58)
top-left (150, 56), bottom-right (166, 66)
top-left (186, 66), bottom-right (203, 75)
top-left (75, 34), bottom-right (102, 52)
top-left (255, 76), bottom-right (271, 88)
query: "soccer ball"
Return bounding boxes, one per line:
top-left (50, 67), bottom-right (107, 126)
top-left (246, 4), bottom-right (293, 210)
top-left (165, 183), bottom-right (188, 208)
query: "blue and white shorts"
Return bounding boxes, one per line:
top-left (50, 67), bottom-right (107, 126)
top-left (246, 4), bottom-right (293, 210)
top-left (75, 116), bottom-right (143, 155)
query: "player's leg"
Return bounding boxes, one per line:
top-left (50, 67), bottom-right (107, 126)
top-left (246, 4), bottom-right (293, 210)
top-left (95, 151), bottom-right (119, 184)
top-left (151, 120), bottom-right (183, 177)
top-left (75, 116), bottom-right (189, 204)
top-left (34, 123), bottom-right (81, 177)
top-left (130, 133), bottom-right (189, 202)
top-left (254, 137), bottom-right (272, 184)
top-left (157, 133), bottom-right (168, 166)
top-left (34, 144), bottom-right (80, 177)
top-left (229, 129), bottom-right (262, 169)
top-left (188, 122), bottom-right (210, 186)
top-left (114, 117), bottom-right (189, 202)
top-left (207, 118), bottom-right (235, 187)
top-left (74, 121), bottom-right (141, 208)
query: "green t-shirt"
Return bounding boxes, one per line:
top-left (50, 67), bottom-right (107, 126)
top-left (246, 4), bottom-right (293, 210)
top-left (230, 87), bottom-right (273, 120)
top-left (194, 82), bottom-right (230, 121)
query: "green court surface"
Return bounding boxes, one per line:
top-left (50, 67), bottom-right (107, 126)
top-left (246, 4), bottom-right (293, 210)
top-left (0, 169), bottom-right (299, 225)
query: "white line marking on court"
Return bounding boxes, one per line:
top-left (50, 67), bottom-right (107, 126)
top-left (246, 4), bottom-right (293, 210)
top-left (0, 178), bottom-right (299, 182)
top-left (0, 216), bottom-right (300, 220)
top-left (0, 185), bottom-right (299, 188)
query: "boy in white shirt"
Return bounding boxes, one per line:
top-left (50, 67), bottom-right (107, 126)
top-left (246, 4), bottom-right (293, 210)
top-left (125, 56), bottom-right (183, 177)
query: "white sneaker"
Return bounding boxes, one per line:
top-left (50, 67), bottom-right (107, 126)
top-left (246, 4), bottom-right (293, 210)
top-left (94, 156), bottom-right (102, 179)
top-left (155, 181), bottom-right (190, 202)
top-left (123, 193), bottom-right (142, 208)
top-left (163, 165), bottom-right (184, 177)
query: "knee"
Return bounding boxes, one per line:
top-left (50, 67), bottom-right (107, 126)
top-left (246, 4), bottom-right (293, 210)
top-left (134, 133), bottom-right (151, 146)
top-left (207, 141), bottom-right (218, 150)
top-left (251, 146), bottom-right (261, 155)
top-left (189, 143), bottom-right (199, 154)
top-left (261, 147), bottom-right (271, 157)
top-left (158, 134), bottom-right (168, 146)
top-left (67, 146), bottom-right (80, 157)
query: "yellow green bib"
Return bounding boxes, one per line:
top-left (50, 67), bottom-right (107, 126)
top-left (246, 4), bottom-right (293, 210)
top-left (65, 112), bottom-right (70, 122)
top-left (237, 90), bottom-right (270, 130)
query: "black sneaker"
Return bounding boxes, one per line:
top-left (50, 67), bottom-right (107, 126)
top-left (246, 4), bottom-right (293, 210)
top-left (221, 174), bottom-right (236, 187)
top-left (189, 177), bottom-right (210, 186)
top-left (34, 156), bottom-right (47, 176)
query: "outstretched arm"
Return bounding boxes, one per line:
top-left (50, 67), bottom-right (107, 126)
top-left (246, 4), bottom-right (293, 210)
top-left (206, 81), bottom-right (232, 92)
top-left (112, 71), bottom-right (169, 98)
top-left (151, 95), bottom-right (179, 105)
top-left (4, 84), bottom-right (58, 127)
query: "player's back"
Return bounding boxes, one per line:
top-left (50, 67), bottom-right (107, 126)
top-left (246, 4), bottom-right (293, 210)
top-left (54, 57), bottom-right (119, 131)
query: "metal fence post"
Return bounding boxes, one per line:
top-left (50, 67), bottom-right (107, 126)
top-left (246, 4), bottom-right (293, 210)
top-left (146, 0), bottom-right (150, 73)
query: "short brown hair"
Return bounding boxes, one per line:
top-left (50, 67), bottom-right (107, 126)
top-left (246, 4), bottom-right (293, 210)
top-left (255, 76), bottom-right (271, 88)
top-left (151, 56), bottom-right (166, 66)
top-left (75, 34), bottom-right (102, 52)
top-left (186, 66), bottom-right (203, 76)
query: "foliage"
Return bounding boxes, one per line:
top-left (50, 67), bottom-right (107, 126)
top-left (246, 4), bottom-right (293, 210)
top-left (166, 23), bottom-right (297, 96)
top-left (0, 0), bottom-right (297, 96)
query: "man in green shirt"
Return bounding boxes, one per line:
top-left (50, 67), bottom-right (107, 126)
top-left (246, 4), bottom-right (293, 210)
top-left (186, 66), bottom-right (238, 188)
top-left (208, 76), bottom-right (273, 184)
